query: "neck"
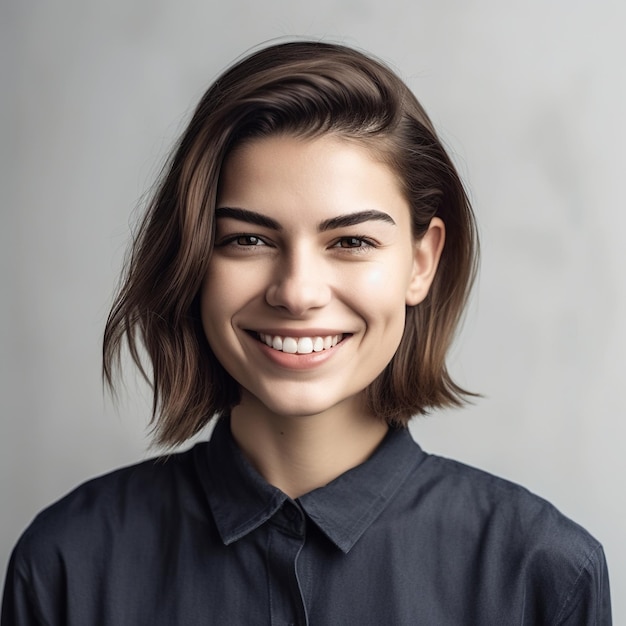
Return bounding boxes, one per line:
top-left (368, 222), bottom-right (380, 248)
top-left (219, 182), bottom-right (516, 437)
top-left (230, 394), bottom-right (389, 499)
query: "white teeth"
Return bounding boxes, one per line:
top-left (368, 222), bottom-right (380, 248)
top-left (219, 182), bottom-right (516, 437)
top-left (282, 337), bottom-right (298, 353)
top-left (297, 337), bottom-right (314, 354)
top-left (258, 333), bottom-right (344, 354)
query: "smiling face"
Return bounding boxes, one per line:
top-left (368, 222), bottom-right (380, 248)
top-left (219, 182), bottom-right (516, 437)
top-left (200, 134), bottom-right (444, 423)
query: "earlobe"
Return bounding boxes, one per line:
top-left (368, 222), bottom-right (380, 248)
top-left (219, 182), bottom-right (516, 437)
top-left (405, 217), bottom-right (445, 306)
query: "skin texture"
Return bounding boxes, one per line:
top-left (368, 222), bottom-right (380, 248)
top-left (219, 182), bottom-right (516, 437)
top-left (201, 134), bottom-right (444, 497)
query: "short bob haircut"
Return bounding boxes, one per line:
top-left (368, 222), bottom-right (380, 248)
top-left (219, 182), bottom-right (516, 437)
top-left (103, 41), bottom-right (479, 447)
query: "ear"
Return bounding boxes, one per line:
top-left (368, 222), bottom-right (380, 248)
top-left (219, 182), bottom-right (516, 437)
top-left (405, 217), bottom-right (445, 306)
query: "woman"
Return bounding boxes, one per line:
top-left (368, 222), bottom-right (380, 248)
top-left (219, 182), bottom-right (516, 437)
top-left (2, 41), bottom-right (611, 625)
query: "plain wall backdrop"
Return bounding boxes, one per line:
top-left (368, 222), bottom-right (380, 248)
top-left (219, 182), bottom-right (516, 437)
top-left (2, 0), bottom-right (625, 620)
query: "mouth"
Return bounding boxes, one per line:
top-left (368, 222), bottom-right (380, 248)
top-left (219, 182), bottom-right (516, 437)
top-left (251, 332), bottom-right (348, 355)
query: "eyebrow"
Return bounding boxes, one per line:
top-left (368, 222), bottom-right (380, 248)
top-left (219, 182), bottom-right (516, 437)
top-left (215, 207), bottom-right (396, 231)
top-left (318, 210), bottom-right (396, 231)
top-left (215, 207), bottom-right (281, 230)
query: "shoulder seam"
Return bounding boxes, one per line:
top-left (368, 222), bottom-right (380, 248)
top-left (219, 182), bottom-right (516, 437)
top-left (553, 542), bottom-right (604, 624)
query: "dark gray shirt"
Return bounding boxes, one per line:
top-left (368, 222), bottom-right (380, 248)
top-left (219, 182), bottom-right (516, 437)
top-left (2, 417), bottom-right (611, 625)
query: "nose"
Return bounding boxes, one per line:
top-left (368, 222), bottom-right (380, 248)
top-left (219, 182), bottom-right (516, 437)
top-left (265, 249), bottom-right (332, 315)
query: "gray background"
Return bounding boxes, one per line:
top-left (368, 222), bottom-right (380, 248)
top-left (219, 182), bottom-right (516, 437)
top-left (2, 0), bottom-right (625, 619)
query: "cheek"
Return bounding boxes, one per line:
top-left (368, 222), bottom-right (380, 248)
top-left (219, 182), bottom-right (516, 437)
top-left (346, 264), bottom-right (409, 345)
top-left (363, 266), bottom-right (385, 288)
top-left (201, 263), bottom-right (241, 315)
top-left (350, 259), bottom-right (412, 303)
top-left (200, 270), bottom-right (232, 340)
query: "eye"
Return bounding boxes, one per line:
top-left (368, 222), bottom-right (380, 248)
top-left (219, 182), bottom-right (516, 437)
top-left (219, 234), bottom-right (268, 247)
top-left (332, 236), bottom-right (376, 250)
top-left (234, 235), bottom-right (265, 246)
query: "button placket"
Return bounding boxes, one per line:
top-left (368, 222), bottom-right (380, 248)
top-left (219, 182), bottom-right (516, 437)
top-left (267, 502), bottom-right (309, 625)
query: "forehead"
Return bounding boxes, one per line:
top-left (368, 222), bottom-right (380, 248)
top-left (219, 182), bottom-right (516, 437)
top-left (217, 134), bottom-right (410, 228)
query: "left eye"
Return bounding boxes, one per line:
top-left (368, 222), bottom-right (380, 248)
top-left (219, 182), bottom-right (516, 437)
top-left (333, 237), bottom-right (374, 249)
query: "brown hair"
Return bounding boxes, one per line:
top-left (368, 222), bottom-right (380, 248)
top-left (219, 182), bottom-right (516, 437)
top-left (103, 41), bottom-right (479, 447)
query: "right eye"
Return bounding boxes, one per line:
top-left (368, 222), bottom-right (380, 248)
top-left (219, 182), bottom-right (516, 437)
top-left (219, 234), bottom-right (268, 247)
top-left (234, 235), bottom-right (265, 246)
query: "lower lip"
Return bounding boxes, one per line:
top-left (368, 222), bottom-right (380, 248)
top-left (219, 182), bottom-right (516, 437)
top-left (251, 335), bottom-right (348, 370)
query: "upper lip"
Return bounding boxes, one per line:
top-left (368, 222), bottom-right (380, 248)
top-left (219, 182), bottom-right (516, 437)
top-left (247, 328), bottom-right (352, 337)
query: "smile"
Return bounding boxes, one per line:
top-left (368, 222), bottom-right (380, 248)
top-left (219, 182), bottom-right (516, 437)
top-left (256, 333), bottom-right (344, 354)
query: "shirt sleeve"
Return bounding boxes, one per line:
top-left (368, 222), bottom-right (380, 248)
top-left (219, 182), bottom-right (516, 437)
top-left (556, 544), bottom-right (612, 626)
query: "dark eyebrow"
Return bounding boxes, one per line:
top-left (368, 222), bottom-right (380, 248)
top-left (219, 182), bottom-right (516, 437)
top-left (215, 207), bottom-right (396, 232)
top-left (215, 207), bottom-right (282, 230)
top-left (318, 210), bottom-right (396, 232)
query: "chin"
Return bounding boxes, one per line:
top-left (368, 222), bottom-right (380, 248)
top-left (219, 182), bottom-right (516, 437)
top-left (264, 397), bottom-right (340, 419)
top-left (242, 384), bottom-right (365, 421)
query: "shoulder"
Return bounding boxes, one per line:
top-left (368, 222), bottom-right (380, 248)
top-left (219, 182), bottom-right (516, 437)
top-left (10, 444), bottom-right (209, 574)
top-left (416, 452), bottom-right (598, 549)
top-left (2, 444), bottom-right (215, 624)
top-left (406, 450), bottom-right (611, 623)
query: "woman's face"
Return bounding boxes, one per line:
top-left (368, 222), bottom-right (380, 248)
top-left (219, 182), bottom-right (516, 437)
top-left (201, 134), bottom-right (443, 421)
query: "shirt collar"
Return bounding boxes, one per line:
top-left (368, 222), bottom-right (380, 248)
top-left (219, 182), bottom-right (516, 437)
top-left (195, 416), bottom-right (425, 554)
top-left (298, 425), bottom-right (424, 553)
top-left (194, 416), bottom-right (288, 545)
